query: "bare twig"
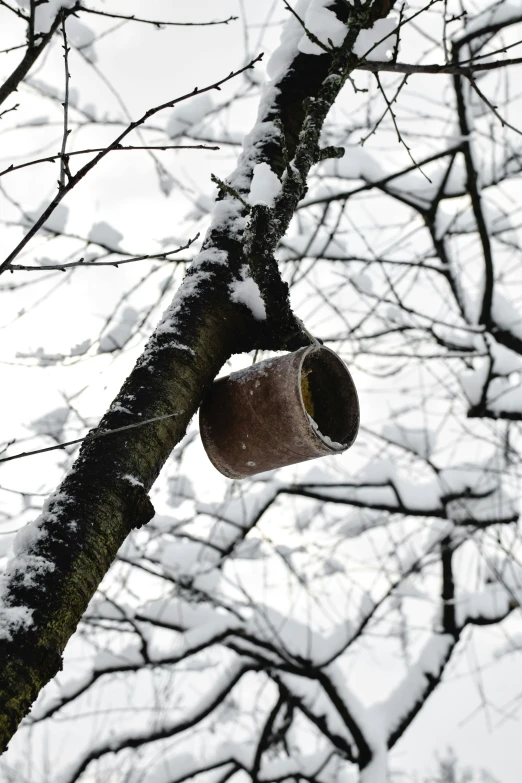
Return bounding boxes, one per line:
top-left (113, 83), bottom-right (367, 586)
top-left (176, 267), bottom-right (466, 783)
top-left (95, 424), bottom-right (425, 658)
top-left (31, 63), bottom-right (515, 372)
top-left (0, 0), bottom-right (27, 19)
top-left (10, 234), bottom-right (198, 272)
top-left (0, 412), bottom-right (185, 465)
top-left (0, 145), bottom-right (219, 178)
top-left (77, 6), bottom-right (238, 28)
top-left (466, 74), bottom-right (522, 138)
top-left (0, 43), bottom-right (26, 55)
top-left (0, 102), bottom-right (18, 119)
top-left (59, 14), bottom-right (71, 189)
top-left (360, 72), bottom-right (407, 144)
top-left (376, 72), bottom-right (430, 181)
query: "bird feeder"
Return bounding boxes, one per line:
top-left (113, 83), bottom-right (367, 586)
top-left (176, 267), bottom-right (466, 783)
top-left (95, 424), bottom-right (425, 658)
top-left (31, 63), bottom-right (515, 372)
top-left (199, 345), bottom-right (359, 479)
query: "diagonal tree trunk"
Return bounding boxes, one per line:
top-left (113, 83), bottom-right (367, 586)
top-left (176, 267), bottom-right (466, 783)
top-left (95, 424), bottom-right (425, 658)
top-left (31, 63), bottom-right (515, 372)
top-left (0, 0), bottom-right (396, 753)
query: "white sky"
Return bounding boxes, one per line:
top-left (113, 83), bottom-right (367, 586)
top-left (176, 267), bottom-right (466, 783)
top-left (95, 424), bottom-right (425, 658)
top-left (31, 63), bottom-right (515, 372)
top-left (1, 2), bottom-right (521, 781)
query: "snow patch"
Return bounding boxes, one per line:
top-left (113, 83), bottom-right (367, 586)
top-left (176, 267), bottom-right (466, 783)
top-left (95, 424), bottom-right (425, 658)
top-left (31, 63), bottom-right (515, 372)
top-left (212, 198), bottom-right (248, 239)
top-left (70, 339), bottom-right (91, 357)
top-left (88, 221), bottom-right (123, 249)
top-left (98, 307), bottom-right (138, 353)
top-left (194, 248), bottom-right (228, 267)
top-left (122, 474), bottom-right (144, 488)
top-left (31, 407), bottom-right (69, 439)
top-left (492, 291), bottom-right (522, 341)
top-left (307, 413), bottom-right (344, 450)
top-left (166, 93), bottom-right (213, 138)
top-left (248, 162), bottom-right (282, 208)
top-left (382, 423), bottom-right (436, 458)
top-left (0, 605), bottom-right (34, 641)
top-left (268, 0), bottom-right (311, 81)
top-left (26, 203), bottom-right (69, 234)
top-left (14, 0), bottom-right (76, 34)
top-left (229, 266), bottom-right (266, 320)
top-left (297, 0), bottom-right (348, 56)
top-left (455, 584), bottom-right (512, 627)
top-left (66, 16), bottom-right (96, 61)
top-left (0, 491), bottom-right (74, 640)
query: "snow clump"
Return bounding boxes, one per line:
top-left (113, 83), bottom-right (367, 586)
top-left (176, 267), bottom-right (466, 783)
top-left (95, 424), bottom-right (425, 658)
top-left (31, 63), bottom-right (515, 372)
top-left (229, 266), bottom-right (266, 320)
top-left (248, 162), bottom-right (282, 208)
top-left (166, 94), bottom-right (213, 138)
top-left (14, 0), bottom-right (76, 33)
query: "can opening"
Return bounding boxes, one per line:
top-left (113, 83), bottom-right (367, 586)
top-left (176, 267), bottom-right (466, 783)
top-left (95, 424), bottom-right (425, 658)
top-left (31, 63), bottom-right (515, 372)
top-left (300, 349), bottom-right (359, 448)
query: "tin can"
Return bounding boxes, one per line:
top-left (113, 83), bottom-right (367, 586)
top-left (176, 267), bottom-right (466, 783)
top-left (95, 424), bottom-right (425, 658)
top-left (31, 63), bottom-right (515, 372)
top-left (199, 345), bottom-right (359, 479)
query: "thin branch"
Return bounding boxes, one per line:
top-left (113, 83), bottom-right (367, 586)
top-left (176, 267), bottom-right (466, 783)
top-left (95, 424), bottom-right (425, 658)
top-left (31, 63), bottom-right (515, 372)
top-left (359, 72), bottom-right (408, 144)
top-left (59, 14), bottom-right (71, 190)
top-left (0, 0), bottom-right (27, 19)
top-left (374, 72), bottom-right (430, 180)
top-left (78, 6), bottom-right (238, 27)
top-left (0, 43), bottom-right (26, 55)
top-left (0, 102), bottom-right (18, 119)
top-left (0, 145), bottom-right (219, 178)
top-left (466, 73), bottom-right (522, 138)
top-left (0, 411), bottom-right (185, 465)
top-left (9, 238), bottom-right (195, 272)
top-left (467, 406), bottom-right (522, 422)
top-left (29, 623), bottom-right (240, 724)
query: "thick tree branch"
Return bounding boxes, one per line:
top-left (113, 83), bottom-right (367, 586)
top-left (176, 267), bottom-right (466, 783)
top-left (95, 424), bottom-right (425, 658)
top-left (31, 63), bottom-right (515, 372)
top-left (452, 47), bottom-right (495, 327)
top-left (0, 0), bottom-right (398, 752)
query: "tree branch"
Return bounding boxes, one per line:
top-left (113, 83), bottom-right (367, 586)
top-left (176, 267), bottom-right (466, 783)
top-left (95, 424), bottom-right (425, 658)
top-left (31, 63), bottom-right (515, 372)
top-left (0, 0), bottom-right (398, 752)
top-left (354, 55), bottom-right (522, 76)
top-left (77, 6), bottom-right (238, 27)
top-left (0, 4), bottom-right (79, 108)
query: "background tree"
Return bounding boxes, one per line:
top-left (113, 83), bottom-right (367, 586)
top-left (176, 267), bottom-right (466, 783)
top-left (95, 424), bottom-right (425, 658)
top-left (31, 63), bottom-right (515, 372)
top-left (0, 1), bottom-right (521, 781)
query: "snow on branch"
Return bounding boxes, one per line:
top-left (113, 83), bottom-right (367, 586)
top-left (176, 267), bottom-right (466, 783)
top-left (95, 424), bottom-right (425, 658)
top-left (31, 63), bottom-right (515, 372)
top-left (376, 633), bottom-right (455, 749)
top-left (30, 595), bottom-right (243, 723)
top-left (59, 657), bottom-right (252, 783)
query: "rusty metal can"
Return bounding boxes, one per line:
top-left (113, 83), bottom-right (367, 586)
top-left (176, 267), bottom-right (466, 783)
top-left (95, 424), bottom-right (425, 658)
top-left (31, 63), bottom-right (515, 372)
top-left (199, 345), bottom-right (359, 479)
